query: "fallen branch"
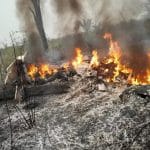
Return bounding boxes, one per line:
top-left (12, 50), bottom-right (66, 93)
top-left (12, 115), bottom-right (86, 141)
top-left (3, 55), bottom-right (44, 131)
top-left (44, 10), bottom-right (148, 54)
top-left (0, 82), bottom-right (70, 101)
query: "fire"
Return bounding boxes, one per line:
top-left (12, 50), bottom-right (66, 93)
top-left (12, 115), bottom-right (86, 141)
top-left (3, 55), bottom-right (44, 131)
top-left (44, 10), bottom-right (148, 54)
top-left (104, 33), bottom-right (124, 81)
top-left (61, 48), bottom-right (84, 70)
top-left (27, 64), bottom-right (38, 80)
top-left (103, 33), bottom-right (150, 85)
top-left (26, 33), bottom-right (150, 86)
top-left (38, 64), bottom-right (57, 79)
top-left (147, 70), bottom-right (150, 83)
top-left (27, 63), bottom-right (57, 80)
top-left (90, 50), bottom-right (99, 68)
top-left (72, 48), bottom-right (83, 69)
top-left (128, 69), bottom-right (150, 85)
top-left (104, 33), bottom-right (122, 59)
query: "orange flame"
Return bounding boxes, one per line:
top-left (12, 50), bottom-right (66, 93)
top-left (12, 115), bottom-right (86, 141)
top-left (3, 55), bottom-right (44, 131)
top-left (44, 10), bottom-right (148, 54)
top-left (103, 33), bottom-right (150, 85)
top-left (90, 50), bottom-right (99, 68)
top-left (27, 64), bottom-right (38, 80)
top-left (128, 69), bottom-right (150, 85)
top-left (27, 64), bottom-right (57, 80)
top-left (72, 48), bottom-right (83, 69)
top-left (104, 33), bottom-right (124, 81)
top-left (38, 64), bottom-right (57, 79)
top-left (27, 33), bottom-right (150, 85)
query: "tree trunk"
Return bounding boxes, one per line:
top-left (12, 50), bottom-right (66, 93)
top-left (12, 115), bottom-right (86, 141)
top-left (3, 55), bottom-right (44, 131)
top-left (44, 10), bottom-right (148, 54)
top-left (31, 0), bottom-right (49, 52)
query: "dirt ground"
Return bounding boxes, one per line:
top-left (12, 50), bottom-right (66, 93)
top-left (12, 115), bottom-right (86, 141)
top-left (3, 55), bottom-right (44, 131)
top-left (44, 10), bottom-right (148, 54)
top-left (0, 76), bottom-right (150, 150)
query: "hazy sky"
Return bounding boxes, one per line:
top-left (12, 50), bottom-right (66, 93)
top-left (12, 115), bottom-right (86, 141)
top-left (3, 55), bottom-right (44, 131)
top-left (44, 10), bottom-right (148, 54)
top-left (0, 0), bottom-right (57, 48)
top-left (0, 0), bottom-right (149, 48)
top-left (0, 0), bottom-right (19, 47)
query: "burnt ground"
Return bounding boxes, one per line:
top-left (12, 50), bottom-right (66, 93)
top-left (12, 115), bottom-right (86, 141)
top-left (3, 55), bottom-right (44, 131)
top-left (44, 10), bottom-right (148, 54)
top-left (0, 75), bottom-right (150, 150)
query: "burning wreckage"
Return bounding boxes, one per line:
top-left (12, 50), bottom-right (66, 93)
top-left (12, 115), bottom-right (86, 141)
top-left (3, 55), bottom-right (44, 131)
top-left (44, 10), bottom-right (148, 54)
top-left (0, 33), bottom-right (150, 149)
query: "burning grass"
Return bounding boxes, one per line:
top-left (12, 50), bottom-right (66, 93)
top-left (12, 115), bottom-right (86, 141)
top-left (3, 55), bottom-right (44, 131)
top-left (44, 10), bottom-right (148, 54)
top-left (1, 32), bottom-right (150, 149)
top-left (27, 33), bottom-right (150, 86)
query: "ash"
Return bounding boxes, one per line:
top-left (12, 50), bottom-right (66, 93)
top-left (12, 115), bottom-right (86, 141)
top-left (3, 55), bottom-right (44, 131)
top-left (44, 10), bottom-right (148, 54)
top-left (0, 76), bottom-right (150, 150)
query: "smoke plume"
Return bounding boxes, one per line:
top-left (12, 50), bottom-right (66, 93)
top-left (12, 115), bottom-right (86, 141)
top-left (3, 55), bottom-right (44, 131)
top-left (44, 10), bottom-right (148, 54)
top-left (95, 0), bottom-right (150, 76)
top-left (52, 0), bottom-right (82, 32)
top-left (52, 0), bottom-right (149, 34)
top-left (16, 0), bottom-right (44, 63)
top-left (52, 0), bottom-right (150, 73)
top-left (89, 0), bottom-right (149, 25)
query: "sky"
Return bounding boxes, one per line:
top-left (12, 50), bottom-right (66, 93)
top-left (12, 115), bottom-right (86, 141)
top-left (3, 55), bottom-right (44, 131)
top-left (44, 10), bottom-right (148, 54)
top-left (0, 0), bottom-right (149, 48)
top-left (0, 0), bottom-right (57, 48)
top-left (0, 0), bottom-right (20, 47)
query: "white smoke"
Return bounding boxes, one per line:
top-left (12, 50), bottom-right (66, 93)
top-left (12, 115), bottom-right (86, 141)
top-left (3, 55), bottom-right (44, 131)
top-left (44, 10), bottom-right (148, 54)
top-left (49, 0), bottom-right (150, 38)
top-left (84, 0), bottom-right (149, 25)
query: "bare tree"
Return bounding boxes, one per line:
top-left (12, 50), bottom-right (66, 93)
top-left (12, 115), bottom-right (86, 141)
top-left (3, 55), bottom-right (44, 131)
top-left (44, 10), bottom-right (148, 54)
top-left (30, 0), bottom-right (49, 52)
